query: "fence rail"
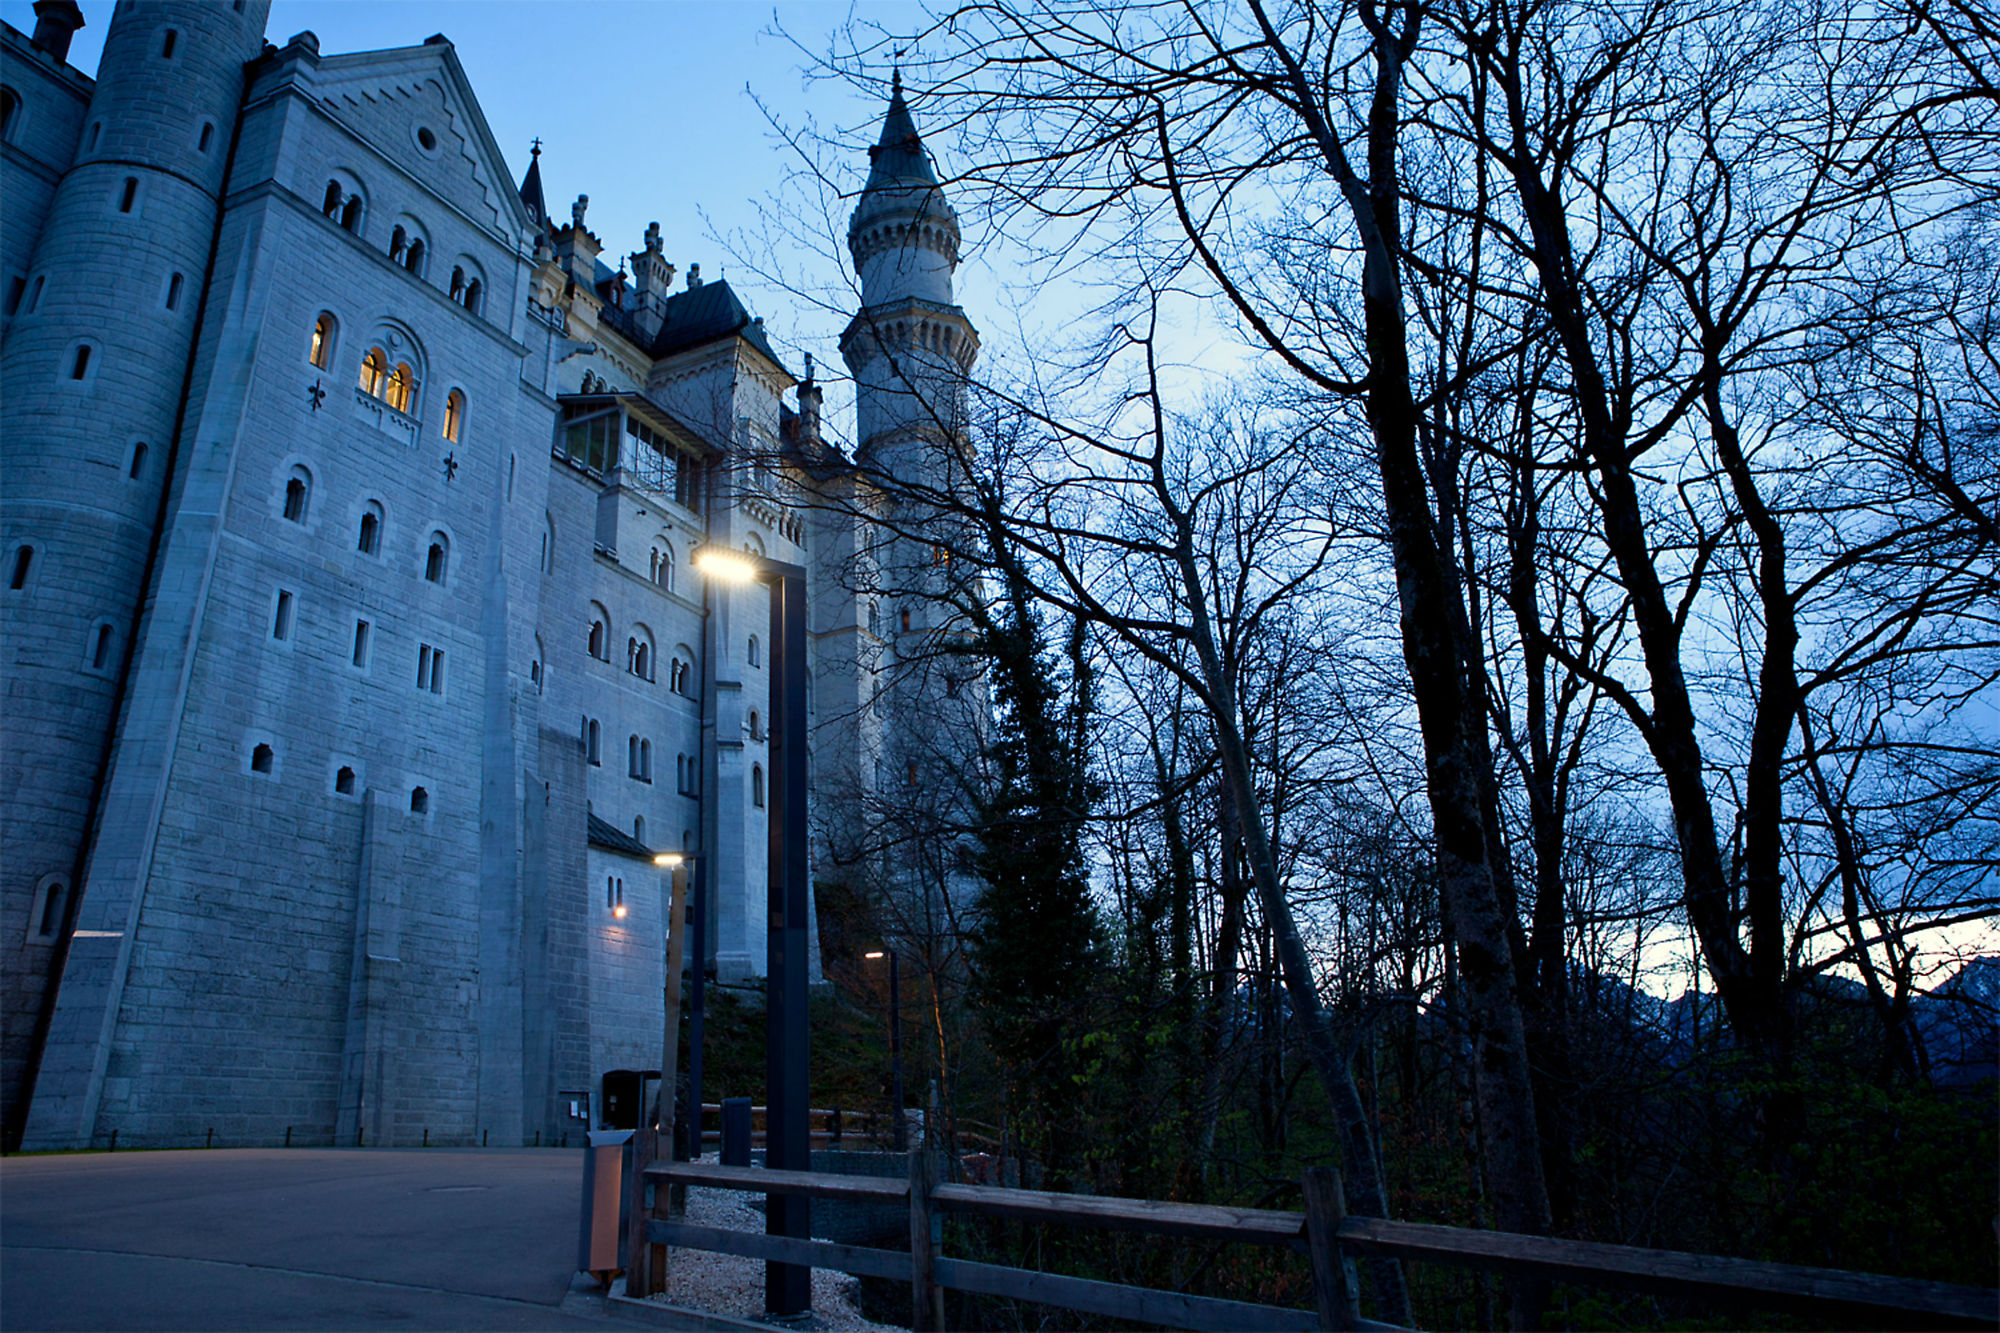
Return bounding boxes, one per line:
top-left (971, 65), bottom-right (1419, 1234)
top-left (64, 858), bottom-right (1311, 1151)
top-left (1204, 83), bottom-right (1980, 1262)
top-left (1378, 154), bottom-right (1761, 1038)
top-left (624, 1141), bottom-right (1996, 1331)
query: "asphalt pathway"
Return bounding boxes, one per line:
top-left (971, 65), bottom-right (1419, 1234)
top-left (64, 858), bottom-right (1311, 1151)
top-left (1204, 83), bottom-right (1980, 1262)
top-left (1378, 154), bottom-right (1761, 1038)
top-left (0, 1146), bottom-right (659, 1331)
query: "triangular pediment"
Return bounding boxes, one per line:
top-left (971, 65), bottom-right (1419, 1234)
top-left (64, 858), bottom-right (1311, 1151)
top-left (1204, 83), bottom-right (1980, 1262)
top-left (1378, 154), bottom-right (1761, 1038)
top-left (306, 40), bottom-right (533, 240)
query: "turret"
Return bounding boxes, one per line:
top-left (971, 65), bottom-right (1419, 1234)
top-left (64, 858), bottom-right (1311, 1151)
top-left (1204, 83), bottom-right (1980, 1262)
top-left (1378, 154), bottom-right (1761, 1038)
top-left (838, 73), bottom-right (979, 475)
top-left (29, 0), bottom-right (84, 63)
top-left (0, 0), bottom-right (272, 1149)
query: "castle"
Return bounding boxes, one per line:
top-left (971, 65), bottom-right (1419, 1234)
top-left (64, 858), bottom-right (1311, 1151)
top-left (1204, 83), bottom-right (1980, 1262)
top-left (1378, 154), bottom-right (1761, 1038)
top-left (0, 0), bottom-right (983, 1151)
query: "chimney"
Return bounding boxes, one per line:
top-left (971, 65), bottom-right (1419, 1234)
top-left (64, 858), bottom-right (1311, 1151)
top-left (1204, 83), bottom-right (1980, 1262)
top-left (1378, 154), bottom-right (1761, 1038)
top-left (30, 0), bottom-right (85, 64)
top-left (686, 263), bottom-right (702, 291)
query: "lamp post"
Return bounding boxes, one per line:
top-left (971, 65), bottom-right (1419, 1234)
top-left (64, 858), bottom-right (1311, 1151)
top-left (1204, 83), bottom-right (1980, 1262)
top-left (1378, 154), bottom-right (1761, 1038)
top-left (693, 546), bottom-right (811, 1319)
top-left (863, 949), bottom-right (906, 1151)
top-left (651, 852), bottom-right (700, 1161)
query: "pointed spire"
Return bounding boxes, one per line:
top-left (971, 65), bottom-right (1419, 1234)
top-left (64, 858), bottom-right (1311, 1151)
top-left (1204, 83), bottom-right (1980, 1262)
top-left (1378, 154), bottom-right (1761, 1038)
top-left (865, 67), bottom-right (937, 194)
top-left (518, 137), bottom-right (549, 229)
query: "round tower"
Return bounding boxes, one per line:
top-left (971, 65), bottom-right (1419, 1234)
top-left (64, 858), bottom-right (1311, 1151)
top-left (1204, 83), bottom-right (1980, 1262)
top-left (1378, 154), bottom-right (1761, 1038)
top-left (840, 73), bottom-right (979, 486)
top-left (0, 0), bottom-right (271, 1146)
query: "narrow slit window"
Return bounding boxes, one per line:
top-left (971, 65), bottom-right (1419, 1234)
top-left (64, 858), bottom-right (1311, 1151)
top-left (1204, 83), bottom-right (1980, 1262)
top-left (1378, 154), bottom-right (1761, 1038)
top-left (119, 177), bottom-right (137, 213)
top-left (25, 275), bottom-right (42, 313)
top-left (352, 620), bottom-right (370, 667)
top-left (752, 764), bottom-right (765, 808)
top-left (272, 591), bottom-right (294, 641)
top-left (36, 881), bottom-right (67, 938)
top-left (160, 29), bottom-right (177, 58)
top-left (425, 537), bottom-right (447, 584)
top-left (282, 472), bottom-right (307, 522)
top-left (197, 122), bottom-right (214, 152)
top-left (128, 443), bottom-right (147, 479)
top-left (70, 345), bottom-right (92, 380)
top-left (357, 504), bottom-right (381, 555)
top-left (417, 643), bottom-right (434, 691)
top-left (10, 546), bottom-right (32, 590)
top-left (91, 622), bottom-right (114, 670)
top-left (165, 272), bottom-right (184, 311)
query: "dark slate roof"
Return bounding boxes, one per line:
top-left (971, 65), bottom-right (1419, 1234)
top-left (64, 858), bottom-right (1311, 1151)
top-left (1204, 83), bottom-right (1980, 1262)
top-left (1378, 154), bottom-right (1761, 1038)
top-left (517, 141), bottom-right (553, 235)
top-left (587, 811), bottom-right (656, 862)
top-left (865, 70), bottom-right (938, 195)
top-left (648, 279), bottom-right (790, 374)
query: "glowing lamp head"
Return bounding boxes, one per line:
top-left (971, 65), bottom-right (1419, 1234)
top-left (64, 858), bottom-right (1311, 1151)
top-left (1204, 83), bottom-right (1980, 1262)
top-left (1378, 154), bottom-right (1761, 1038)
top-left (864, 950), bottom-right (885, 960)
top-left (693, 548), bottom-right (760, 584)
top-left (654, 852), bottom-right (685, 867)
top-left (613, 903), bottom-right (628, 919)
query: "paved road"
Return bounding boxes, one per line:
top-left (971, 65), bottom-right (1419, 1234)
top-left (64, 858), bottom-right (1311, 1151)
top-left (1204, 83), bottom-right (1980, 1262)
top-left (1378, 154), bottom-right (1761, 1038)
top-left (1, 1147), bottom-right (651, 1331)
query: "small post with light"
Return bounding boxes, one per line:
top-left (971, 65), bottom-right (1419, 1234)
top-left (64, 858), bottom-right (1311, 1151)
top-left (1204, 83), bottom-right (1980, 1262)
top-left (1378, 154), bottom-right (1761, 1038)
top-left (693, 544), bottom-right (812, 1319)
top-left (864, 949), bottom-right (905, 1151)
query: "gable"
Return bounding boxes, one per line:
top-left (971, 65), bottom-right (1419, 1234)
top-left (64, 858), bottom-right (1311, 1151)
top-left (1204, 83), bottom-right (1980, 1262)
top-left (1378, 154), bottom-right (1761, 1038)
top-left (307, 42), bottom-right (531, 241)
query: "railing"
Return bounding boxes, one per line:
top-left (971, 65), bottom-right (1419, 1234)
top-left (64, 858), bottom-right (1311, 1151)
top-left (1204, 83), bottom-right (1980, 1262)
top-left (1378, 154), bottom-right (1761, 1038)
top-left (687, 1103), bottom-right (999, 1153)
top-left (620, 1136), bottom-right (1996, 1330)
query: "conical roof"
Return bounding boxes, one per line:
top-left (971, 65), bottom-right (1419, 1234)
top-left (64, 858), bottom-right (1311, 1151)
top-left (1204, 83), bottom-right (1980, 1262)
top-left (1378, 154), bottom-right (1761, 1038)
top-left (518, 139), bottom-right (551, 232)
top-left (863, 70), bottom-right (938, 194)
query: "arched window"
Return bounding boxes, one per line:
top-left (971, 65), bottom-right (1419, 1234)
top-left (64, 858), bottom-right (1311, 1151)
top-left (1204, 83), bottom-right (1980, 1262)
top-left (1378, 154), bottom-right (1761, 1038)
top-left (251, 743), bottom-right (274, 774)
top-left (404, 237), bottom-right (425, 275)
top-left (650, 543), bottom-right (674, 591)
top-left (450, 267), bottom-right (465, 302)
top-left (752, 764), bottom-right (765, 808)
top-left (747, 636), bottom-right (760, 668)
top-left (634, 640), bottom-right (651, 679)
top-left (340, 195), bottom-right (362, 232)
top-left (628, 734), bottom-right (639, 776)
top-left (357, 501), bottom-right (382, 555)
top-left (29, 875), bottom-right (68, 942)
top-left (390, 226), bottom-right (408, 264)
top-left (359, 347), bottom-right (388, 398)
top-left (118, 176), bottom-right (137, 213)
top-left (127, 442), bottom-right (147, 480)
top-left (0, 87), bottom-right (20, 144)
top-left (425, 533), bottom-right (448, 584)
top-left (669, 657), bottom-right (690, 695)
top-left (69, 343), bottom-right (93, 380)
top-left (310, 313), bottom-right (337, 368)
top-left (442, 389), bottom-right (464, 442)
top-left (282, 465), bottom-right (310, 523)
top-left (323, 180), bottom-right (343, 218)
top-left (748, 710), bottom-right (762, 740)
top-left (586, 718), bottom-right (601, 766)
top-left (410, 786), bottom-right (429, 813)
top-left (463, 279), bottom-right (482, 315)
top-left (90, 621), bottom-right (115, 670)
top-left (639, 739), bottom-right (652, 782)
top-left (541, 515), bottom-right (555, 574)
top-left (386, 361), bottom-right (416, 414)
top-left (634, 816), bottom-right (645, 843)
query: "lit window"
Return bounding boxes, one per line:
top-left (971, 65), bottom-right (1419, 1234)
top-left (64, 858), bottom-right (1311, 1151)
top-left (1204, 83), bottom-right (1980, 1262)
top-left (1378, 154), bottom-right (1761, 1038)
top-left (443, 389), bottom-right (464, 442)
top-left (386, 362), bottom-right (416, 414)
top-left (360, 347), bottom-right (388, 397)
top-left (310, 313), bottom-right (336, 368)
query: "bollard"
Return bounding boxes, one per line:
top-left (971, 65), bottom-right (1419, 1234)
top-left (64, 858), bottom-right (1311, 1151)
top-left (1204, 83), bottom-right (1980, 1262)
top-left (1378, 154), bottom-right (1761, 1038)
top-left (720, 1097), bottom-right (752, 1167)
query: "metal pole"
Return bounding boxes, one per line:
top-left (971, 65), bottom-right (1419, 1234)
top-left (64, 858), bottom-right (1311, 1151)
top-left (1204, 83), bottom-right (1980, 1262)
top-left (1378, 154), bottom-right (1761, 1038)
top-left (764, 562), bottom-right (811, 1318)
top-left (686, 853), bottom-right (706, 1158)
top-left (658, 864), bottom-right (689, 1139)
top-left (889, 950), bottom-right (905, 1152)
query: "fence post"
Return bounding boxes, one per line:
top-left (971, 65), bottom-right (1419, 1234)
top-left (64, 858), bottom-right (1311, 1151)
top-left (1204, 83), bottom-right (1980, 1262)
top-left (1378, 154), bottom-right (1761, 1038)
top-left (1303, 1167), bottom-right (1362, 1331)
top-left (909, 1147), bottom-right (945, 1332)
top-left (625, 1128), bottom-right (660, 1297)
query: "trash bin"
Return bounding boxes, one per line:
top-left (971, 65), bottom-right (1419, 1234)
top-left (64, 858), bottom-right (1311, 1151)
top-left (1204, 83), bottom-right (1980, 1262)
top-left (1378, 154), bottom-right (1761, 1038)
top-left (578, 1128), bottom-right (633, 1278)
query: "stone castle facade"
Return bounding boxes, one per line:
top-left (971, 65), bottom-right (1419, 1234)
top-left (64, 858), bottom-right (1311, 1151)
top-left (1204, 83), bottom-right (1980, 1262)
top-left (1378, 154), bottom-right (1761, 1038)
top-left (0, 0), bottom-right (983, 1151)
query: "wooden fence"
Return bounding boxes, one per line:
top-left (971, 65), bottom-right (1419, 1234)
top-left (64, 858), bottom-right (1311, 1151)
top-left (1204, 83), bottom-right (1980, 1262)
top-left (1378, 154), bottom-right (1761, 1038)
top-left (688, 1103), bottom-right (998, 1153)
top-left (621, 1135), bottom-right (1996, 1330)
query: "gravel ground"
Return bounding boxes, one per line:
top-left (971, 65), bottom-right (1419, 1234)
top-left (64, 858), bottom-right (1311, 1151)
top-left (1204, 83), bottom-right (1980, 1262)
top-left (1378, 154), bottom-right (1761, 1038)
top-left (640, 1187), bottom-right (900, 1332)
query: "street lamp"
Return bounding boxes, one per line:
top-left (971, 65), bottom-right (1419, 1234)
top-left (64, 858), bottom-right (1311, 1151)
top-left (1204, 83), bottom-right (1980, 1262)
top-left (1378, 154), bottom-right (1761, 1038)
top-left (650, 851), bottom-right (707, 1165)
top-left (863, 950), bottom-right (906, 1151)
top-left (693, 545), bottom-right (811, 1319)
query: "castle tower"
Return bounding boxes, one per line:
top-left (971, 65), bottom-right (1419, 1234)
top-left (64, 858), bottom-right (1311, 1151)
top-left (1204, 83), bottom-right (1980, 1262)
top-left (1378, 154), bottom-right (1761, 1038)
top-left (0, 0), bottom-right (271, 1147)
top-left (839, 71), bottom-right (979, 484)
top-left (833, 76), bottom-right (987, 911)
